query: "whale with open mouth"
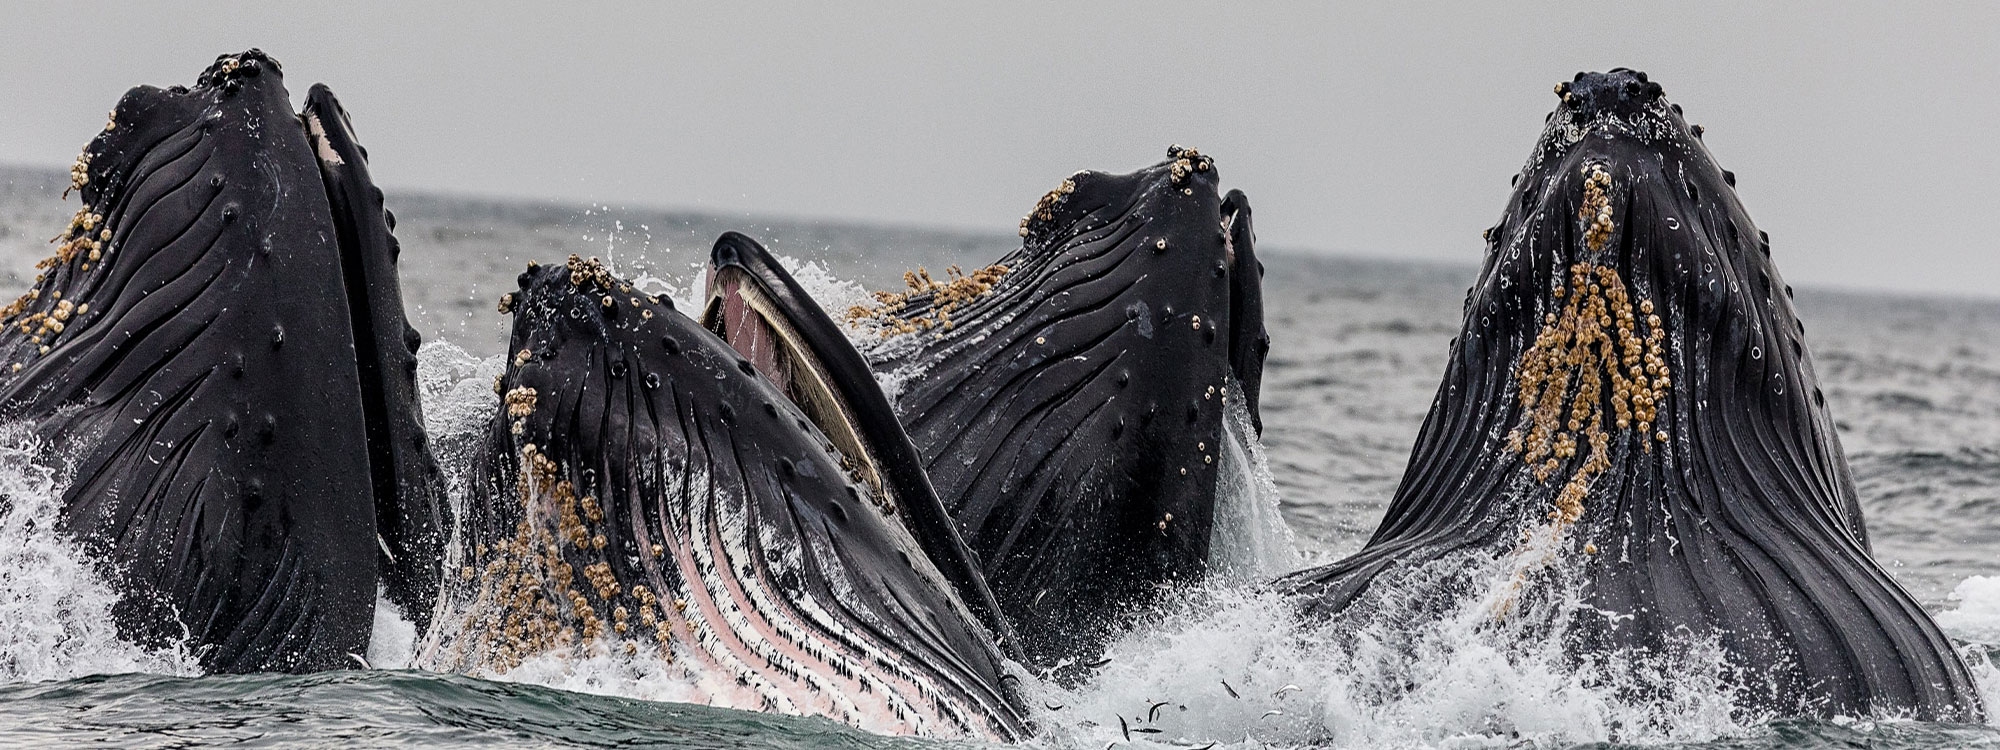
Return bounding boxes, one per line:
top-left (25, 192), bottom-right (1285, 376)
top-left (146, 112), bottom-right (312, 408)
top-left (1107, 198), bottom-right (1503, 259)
top-left (849, 147), bottom-right (1269, 671)
top-left (425, 255), bottom-right (1028, 739)
top-left (0, 51), bottom-right (449, 672)
top-left (700, 231), bottom-right (1023, 663)
top-left (1281, 70), bottom-right (1984, 722)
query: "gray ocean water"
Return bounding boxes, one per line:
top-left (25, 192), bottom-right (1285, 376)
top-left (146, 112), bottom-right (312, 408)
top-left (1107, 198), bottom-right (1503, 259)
top-left (0, 165), bottom-right (1993, 749)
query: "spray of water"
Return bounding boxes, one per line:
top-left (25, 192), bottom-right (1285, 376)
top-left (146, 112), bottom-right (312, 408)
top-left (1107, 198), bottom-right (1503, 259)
top-left (0, 422), bottom-right (197, 682)
top-left (1210, 379), bottom-right (1302, 583)
top-left (1935, 576), bottom-right (2000, 727)
top-left (1030, 556), bottom-right (1767, 748)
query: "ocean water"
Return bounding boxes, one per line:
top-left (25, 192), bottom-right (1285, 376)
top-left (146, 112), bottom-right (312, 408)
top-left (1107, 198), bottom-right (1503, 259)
top-left (0, 165), bottom-right (1994, 748)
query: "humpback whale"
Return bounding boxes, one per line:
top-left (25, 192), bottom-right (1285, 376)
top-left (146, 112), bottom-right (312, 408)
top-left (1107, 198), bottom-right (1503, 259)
top-left (850, 148), bottom-right (1268, 670)
top-left (1281, 70), bottom-right (1985, 722)
top-left (0, 51), bottom-right (449, 672)
top-left (426, 255), bottom-right (1027, 739)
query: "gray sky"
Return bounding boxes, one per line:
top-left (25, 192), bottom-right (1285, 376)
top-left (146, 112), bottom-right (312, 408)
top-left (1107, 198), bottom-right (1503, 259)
top-left (3, 2), bottom-right (1995, 297)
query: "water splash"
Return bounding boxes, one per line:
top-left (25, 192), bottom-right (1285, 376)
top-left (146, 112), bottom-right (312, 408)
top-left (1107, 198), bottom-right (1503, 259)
top-left (0, 422), bottom-right (196, 682)
top-left (480, 647), bottom-right (701, 707)
top-left (367, 593), bottom-right (418, 671)
top-left (1209, 378), bottom-right (1300, 583)
top-left (1033, 546), bottom-right (1768, 749)
top-left (414, 341), bottom-right (505, 508)
top-left (765, 254), bottom-right (861, 311)
top-left (1939, 576), bottom-right (2000, 645)
top-left (1936, 576), bottom-right (2000, 726)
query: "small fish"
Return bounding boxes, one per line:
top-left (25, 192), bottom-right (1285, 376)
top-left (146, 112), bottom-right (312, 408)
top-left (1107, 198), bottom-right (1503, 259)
top-left (1147, 700), bottom-right (1170, 722)
top-left (1222, 679), bottom-right (1240, 699)
top-left (1272, 683), bottom-right (1301, 698)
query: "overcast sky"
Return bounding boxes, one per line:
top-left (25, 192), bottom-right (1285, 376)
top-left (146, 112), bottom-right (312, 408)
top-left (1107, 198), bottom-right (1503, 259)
top-left (3, 2), bottom-right (1995, 297)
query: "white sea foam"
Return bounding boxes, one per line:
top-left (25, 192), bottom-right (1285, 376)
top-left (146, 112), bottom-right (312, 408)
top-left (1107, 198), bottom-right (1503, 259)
top-left (366, 593), bottom-right (418, 670)
top-left (1974, 650), bottom-right (2000, 729)
top-left (1936, 576), bottom-right (2000, 726)
top-left (1031, 549), bottom-right (1763, 749)
top-left (1938, 575), bottom-right (2000, 645)
top-left (0, 422), bottom-right (197, 682)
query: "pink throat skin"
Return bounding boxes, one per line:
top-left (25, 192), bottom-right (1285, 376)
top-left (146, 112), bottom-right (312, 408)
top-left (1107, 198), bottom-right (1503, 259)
top-left (710, 272), bottom-right (790, 393)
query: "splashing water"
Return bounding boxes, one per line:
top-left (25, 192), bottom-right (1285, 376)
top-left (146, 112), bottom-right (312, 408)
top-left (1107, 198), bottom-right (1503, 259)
top-left (1936, 577), bottom-right (2000, 726)
top-left (368, 593), bottom-right (419, 671)
top-left (1032, 563), bottom-right (1775, 748)
top-left (1940, 576), bottom-right (2000, 646)
top-left (1210, 379), bottom-right (1302, 583)
top-left (480, 647), bottom-right (702, 707)
top-left (0, 422), bottom-right (197, 681)
top-left (778, 254), bottom-right (875, 319)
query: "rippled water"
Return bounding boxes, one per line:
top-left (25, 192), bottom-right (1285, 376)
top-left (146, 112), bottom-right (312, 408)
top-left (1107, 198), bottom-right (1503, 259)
top-left (0, 166), bottom-right (1995, 748)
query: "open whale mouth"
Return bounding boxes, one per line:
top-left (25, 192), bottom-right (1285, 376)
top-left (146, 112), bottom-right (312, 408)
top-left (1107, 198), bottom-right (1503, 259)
top-left (700, 240), bottom-right (885, 503)
top-left (698, 231), bottom-right (1024, 663)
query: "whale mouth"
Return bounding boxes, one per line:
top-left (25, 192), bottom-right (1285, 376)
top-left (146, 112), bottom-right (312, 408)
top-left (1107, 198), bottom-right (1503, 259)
top-left (697, 232), bottom-right (1023, 661)
top-left (701, 249), bottom-right (884, 502)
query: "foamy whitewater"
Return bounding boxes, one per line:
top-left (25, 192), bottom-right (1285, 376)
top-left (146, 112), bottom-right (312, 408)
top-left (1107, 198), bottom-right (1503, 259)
top-left (0, 170), bottom-right (1992, 748)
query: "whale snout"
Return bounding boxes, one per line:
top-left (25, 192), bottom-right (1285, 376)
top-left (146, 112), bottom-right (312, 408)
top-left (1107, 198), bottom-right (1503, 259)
top-left (1554, 68), bottom-right (1665, 118)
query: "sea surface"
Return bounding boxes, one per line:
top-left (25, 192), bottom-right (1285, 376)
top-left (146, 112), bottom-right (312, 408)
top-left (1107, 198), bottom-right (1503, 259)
top-left (0, 166), bottom-right (1994, 748)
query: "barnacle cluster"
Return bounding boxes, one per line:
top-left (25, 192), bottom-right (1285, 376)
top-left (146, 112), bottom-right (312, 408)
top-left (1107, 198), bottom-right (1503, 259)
top-left (1165, 144), bottom-right (1212, 185)
top-left (565, 254), bottom-right (614, 290)
top-left (1017, 178), bottom-right (1075, 238)
top-left (450, 439), bottom-right (674, 671)
top-left (1, 205), bottom-right (111, 362)
top-left (66, 151), bottom-right (90, 196)
top-left (1581, 164), bottom-right (1615, 251)
top-left (845, 264), bottom-right (1008, 336)
top-left (1504, 165), bottom-right (1670, 531)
